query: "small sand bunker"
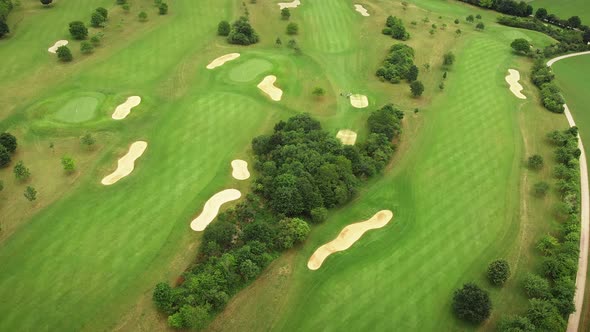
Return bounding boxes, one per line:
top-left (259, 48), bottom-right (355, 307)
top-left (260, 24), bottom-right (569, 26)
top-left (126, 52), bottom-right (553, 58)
top-left (505, 69), bottom-right (526, 99)
top-left (48, 40), bottom-right (68, 54)
top-left (191, 189), bottom-right (242, 231)
top-left (257, 75), bottom-right (283, 101)
top-left (206, 53), bottom-right (241, 69)
top-left (231, 159), bottom-right (250, 180)
top-left (350, 94), bottom-right (368, 108)
top-left (307, 210), bottom-right (393, 270)
top-left (101, 141), bottom-right (148, 186)
top-left (336, 129), bottom-right (358, 145)
top-left (354, 4), bottom-right (370, 16)
top-left (112, 96), bottom-right (141, 120)
top-left (278, 0), bottom-right (300, 10)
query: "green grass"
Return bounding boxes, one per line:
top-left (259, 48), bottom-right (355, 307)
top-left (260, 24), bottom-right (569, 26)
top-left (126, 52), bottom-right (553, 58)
top-left (530, 0), bottom-right (590, 25)
top-left (0, 0), bottom-right (568, 330)
top-left (52, 94), bottom-right (102, 123)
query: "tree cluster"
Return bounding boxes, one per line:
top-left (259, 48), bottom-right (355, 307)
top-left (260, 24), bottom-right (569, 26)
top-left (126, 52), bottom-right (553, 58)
top-left (498, 127), bottom-right (581, 331)
top-left (226, 16), bottom-right (259, 45)
top-left (154, 109), bottom-right (403, 329)
top-left (382, 15), bottom-right (409, 41)
top-left (376, 44), bottom-right (419, 84)
top-left (0, 0), bottom-right (13, 38)
top-left (457, 0), bottom-right (532, 17)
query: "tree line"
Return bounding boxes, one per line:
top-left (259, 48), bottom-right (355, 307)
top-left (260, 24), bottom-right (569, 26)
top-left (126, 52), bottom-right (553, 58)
top-left (456, 0), bottom-right (532, 17)
top-left (153, 108), bottom-right (404, 329)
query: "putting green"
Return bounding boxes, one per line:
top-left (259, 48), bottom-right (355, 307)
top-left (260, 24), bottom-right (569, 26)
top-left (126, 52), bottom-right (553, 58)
top-left (228, 58), bottom-right (273, 82)
top-left (52, 96), bottom-right (100, 123)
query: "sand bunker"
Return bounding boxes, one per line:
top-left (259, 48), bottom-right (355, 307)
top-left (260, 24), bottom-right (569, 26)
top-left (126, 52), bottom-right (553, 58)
top-left (190, 189), bottom-right (242, 231)
top-left (206, 53), bottom-right (240, 69)
top-left (257, 75), bottom-right (283, 101)
top-left (505, 69), bottom-right (526, 99)
top-left (48, 40), bottom-right (68, 53)
top-left (101, 141), bottom-right (148, 185)
top-left (354, 4), bottom-right (370, 16)
top-left (336, 129), bottom-right (358, 145)
top-left (112, 96), bottom-right (141, 120)
top-left (307, 210), bottom-right (393, 270)
top-left (278, 0), bottom-right (300, 10)
top-left (231, 159), bottom-right (250, 180)
top-left (350, 94), bottom-right (368, 108)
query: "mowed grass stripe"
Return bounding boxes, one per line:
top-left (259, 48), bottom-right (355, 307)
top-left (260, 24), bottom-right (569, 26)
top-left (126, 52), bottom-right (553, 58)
top-left (303, 0), bottom-right (355, 53)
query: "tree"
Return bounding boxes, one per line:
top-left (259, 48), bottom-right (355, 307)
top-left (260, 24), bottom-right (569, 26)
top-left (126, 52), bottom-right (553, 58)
top-left (452, 283), bottom-right (492, 324)
top-left (80, 41), bottom-right (94, 54)
top-left (275, 37), bottom-right (282, 47)
top-left (158, 2), bottom-right (168, 15)
top-left (40, 0), bottom-right (53, 6)
top-left (95, 7), bottom-right (108, 19)
top-left (0, 145), bottom-right (10, 168)
top-left (0, 132), bottom-right (17, 153)
top-left (281, 8), bottom-right (290, 20)
top-left (527, 154), bottom-right (544, 170)
top-left (487, 259), bottom-right (510, 286)
top-left (454, 18), bottom-right (459, 24)
top-left (466, 14), bottom-right (474, 23)
top-left (443, 52), bottom-right (455, 66)
top-left (56, 45), bottom-right (73, 62)
top-left (69, 21), bottom-right (88, 40)
top-left (312, 87), bottom-right (325, 97)
top-left (238, 259), bottom-right (259, 281)
top-left (536, 235), bottom-right (558, 255)
top-left (497, 315), bottom-right (535, 332)
top-left (14, 161), bottom-right (30, 181)
top-left (535, 8), bottom-right (547, 20)
top-left (24, 186), bottom-right (37, 202)
top-left (523, 273), bottom-right (550, 299)
top-left (533, 181), bottom-right (549, 197)
top-left (567, 16), bottom-right (581, 29)
top-left (227, 16), bottom-right (259, 45)
top-left (410, 80), bottom-right (424, 97)
top-left (443, 71), bottom-right (447, 79)
top-left (385, 15), bottom-right (410, 40)
top-left (455, 28), bottom-right (462, 37)
top-left (152, 282), bottom-right (174, 314)
top-left (276, 218), bottom-right (310, 249)
top-left (138, 11), bottom-right (147, 21)
top-left (476, 22), bottom-right (485, 30)
top-left (526, 299), bottom-right (566, 331)
top-left (91, 12), bottom-right (105, 28)
top-left (286, 22), bottom-right (298, 35)
top-left (407, 65), bottom-right (419, 82)
top-left (217, 20), bottom-right (230, 36)
top-left (61, 156), bottom-right (75, 173)
top-left (0, 21), bottom-right (8, 38)
top-left (439, 82), bottom-right (444, 90)
top-left (80, 133), bottom-right (95, 149)
top-left (311, 207), bottom-right (328, 223)
top-left (511, 38), bottom-right (531, 54)
top-left (90, 33), bottom-right (103, 46)
top-left (475, 14), bottom-right (482, 20)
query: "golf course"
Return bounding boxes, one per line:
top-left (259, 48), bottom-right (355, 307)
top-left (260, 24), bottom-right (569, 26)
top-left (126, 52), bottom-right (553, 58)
top-left (0, 0), bottom-right (588, 331)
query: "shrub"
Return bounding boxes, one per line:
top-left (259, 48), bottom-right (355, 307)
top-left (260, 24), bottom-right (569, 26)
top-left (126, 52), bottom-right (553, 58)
top-left (410, 80), bottom-right (424, 97)
top-left (158, 3), bottom-right (168, 15)
top-left (57, 45), bottom-right (73, 62)
top-left (80, 41), bottom-right (94, 54)
top-left (286, 22), bottom-right (298, 35)
top-left (532, 181), bottom-right (549, 197)
top-left (138, 11), bottom-right (147, 21)
top-left (497, 315), bottom-right (535, 332)
top-left (527, 154), bottom-right (544, 170)
top-left (526, 299), bottom-right (566, 331)
top-left (310, 207), bottom-right (328, 223)
top-left (69, 21), bottom-right (88, 40)
top-left (281, 8), bottom-right (290, 20)
top-left (487, 259), bottom-right (510, 286)
top-left (522, 273), bottom-right (550, 299)
top-left (443, 52), bottom-right (455, 66)
top-left (61, 156), bottom-right (75, 173)
top-left (217, 20), bottom-right (230, 36)
top-left (13, 160), bottom-right (30, 181)
top-left (536, 235), bottom-right (558, 255)
top-left (452, 283), bottom-right (492, 324)
top-left (24, 186), bottom-right (37, 202)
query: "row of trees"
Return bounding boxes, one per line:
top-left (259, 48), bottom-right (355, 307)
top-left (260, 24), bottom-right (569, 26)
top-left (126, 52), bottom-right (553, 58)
top-left (457, 0), bottom-right (532, 17)
top-left (534, 8), bottom-right (584, 31)
top-left (498, 16), bottom-right (588, 47)
top-left (154, 109), bottom-right (405, 329)
top-left (497, 128), bottom-right (581, 331)
top-left (530, 57), bottom-right (564, 113)
top-left (0, 0), bottom-right (13, 38)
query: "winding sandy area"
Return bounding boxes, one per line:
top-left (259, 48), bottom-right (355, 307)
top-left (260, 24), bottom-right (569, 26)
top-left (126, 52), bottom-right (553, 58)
top-left (307, 210), bottom-right (393, 270)
top-left (547, 52), bottom-right (590, 332)
top-left (101, 141), bottom-right (148, 185)
top-left (278, 0), bottom-right (300, 10)
top-left (190, 189), bottom-right (242, 231)
top-left (112, 96), bottom-right (141, 120)
top-left (350, 94), bottom-right (368, 108)
top-left (336, 129), bottom-right (357, 145)
top-left (257, 75), bottom-right (283, 101)
top-left (231, 159), bottom-right (250, 180)
top-left (206, 53), bottom-right (240, 69)
top-left (504, 69), bottom-right (526, 99)
top-left (354, 4), bottom-right (370, 16)
top-left (48, 40), bottom-right (68, 53)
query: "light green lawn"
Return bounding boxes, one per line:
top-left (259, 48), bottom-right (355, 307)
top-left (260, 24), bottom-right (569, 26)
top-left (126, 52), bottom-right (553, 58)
top-left (530, 0), bottom-right (590, 25)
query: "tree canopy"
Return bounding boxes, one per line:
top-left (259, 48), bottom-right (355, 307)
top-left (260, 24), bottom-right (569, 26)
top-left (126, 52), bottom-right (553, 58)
top-left (452, 283), bottom-right (492, 324)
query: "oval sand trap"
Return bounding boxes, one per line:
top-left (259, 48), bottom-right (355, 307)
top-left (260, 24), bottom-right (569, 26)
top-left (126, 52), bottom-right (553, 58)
top-left (206, 53), bottom-right (240, 69)
top-left (350, 94), bottom-right (368, 108)
top-left (191, 189), bottom-right (242, 231)
top-left (505, 69), bottom-right (526, 99)
top-left (257, 75), bottom-right (283, 101)
top-left (231, 159), bottom-right (250, 180)
top-left (278, 0), bottom-right (300, 10)
top-left (307, 210), bottom-right (393, 270)
top-left (112, 96), bottom-right (141, 120)
top-left (336, 129), bottom-right (358, 145)
top-left (101, 141), bottom-right (148, 186)
top-left (354, 4), bottom-right (370, 16)
top-left (48, 40), bottom-right (68, 54)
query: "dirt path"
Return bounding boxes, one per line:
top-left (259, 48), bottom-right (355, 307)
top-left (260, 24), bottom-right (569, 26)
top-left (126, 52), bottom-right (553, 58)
top-left (548, 53), bottom-right (590, 332)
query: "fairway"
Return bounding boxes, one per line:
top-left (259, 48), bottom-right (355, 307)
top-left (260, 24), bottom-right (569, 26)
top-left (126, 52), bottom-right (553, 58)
top-left (529, 0), bottom-right (590, 25)
top-left (0, 0), bottom-right (583, 330)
